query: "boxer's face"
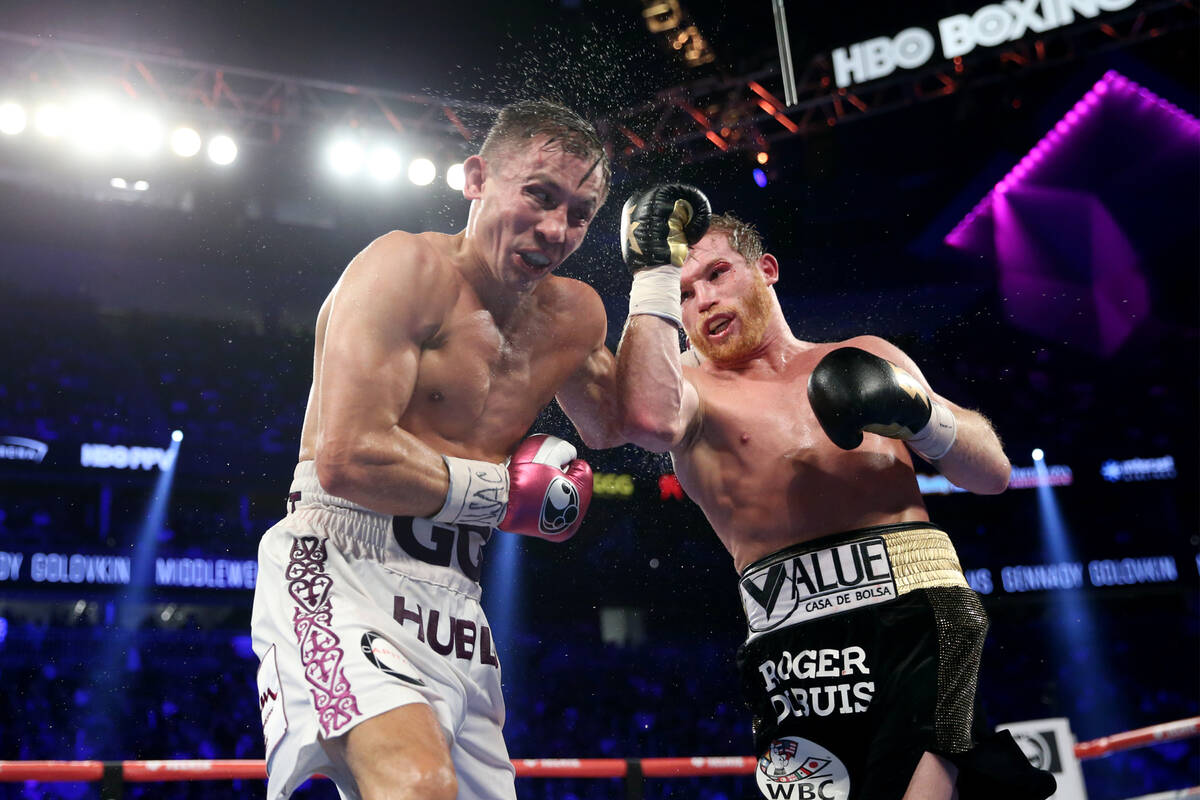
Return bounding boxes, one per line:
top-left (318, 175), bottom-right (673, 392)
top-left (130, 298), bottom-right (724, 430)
top-left (681, 231), bottom-right (775, 363)
top-left (467, 135), bottom-right (605, 290)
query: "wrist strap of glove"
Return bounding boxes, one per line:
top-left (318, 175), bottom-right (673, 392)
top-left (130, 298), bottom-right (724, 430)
top-left (629, 265), bottom-right (682, 327)
top-left (907, 401), bottom-right (957, 461)
top-left (432, 455), bottom-right (509, 528)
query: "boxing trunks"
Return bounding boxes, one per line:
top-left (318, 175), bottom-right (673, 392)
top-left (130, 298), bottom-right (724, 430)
top-left (736, 521), bottom-right (1056, 799)
top-left (251, 461), bottom-right (516, 800)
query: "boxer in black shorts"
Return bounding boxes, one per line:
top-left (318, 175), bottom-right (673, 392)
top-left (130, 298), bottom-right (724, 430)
top-left (737, 523), bottom-right (1052, 798)
top-left (611, 187), bottom-right (1056, 798)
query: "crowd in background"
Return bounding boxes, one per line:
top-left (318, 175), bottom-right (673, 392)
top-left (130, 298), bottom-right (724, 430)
top-left (1, 293), bottom-right (1196, 800)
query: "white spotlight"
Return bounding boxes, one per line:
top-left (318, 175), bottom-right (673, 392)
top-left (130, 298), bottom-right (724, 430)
top-left (327, 138), bottom-right (364, 177)
top-left (408, 157), bottom-right (436, 186)
top-left (366, 145), bottom-right (402, 182)
top-left (124, 111), bottom-right (163, 157)
top-left (109, 177), bottom-right (128, 189)
top-left (34, 103), bottom-right (67, 137)
top-left (133, 180), bottom-right (149, 192)
top-left (207, 134), bottom-right (238, 165)
top-left (71, 96), bottom-right (122, 155)
top-left (171, 430), bottom-right (183, 443)
top-left (170, 127), bottom-right (202, 157)
top-left (1032, 448), bottom-right (1045, 462)
top-left (446, 162), bottom-right (465, 191)
top-left (0, 102), bottom-right (27, 135)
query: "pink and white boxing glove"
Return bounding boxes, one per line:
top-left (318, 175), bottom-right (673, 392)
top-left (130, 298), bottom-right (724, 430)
top-left (432, 434), bottom-right (593, 542)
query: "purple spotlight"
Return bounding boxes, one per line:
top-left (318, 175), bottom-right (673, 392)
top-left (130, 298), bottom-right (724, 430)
top-left (943, 68), bottom-right (1198, 356)
top-left (752, 168), bottom-right (767, 188)
top-left (946, 69), bottom-right (1200, 253)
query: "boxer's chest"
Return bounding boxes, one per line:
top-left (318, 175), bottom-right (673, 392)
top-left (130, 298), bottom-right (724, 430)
top-left (407, 308), bottom-right (571, 444)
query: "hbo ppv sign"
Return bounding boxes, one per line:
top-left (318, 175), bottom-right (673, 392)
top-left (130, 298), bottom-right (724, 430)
top-left (832, 0), bottom-right (1139, 88)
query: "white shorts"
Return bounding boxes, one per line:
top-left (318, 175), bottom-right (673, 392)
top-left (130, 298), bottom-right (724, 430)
top-left (250, 461), bottom-right (515, 800)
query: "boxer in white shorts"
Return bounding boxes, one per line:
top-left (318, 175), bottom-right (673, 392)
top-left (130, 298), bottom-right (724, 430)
top-left (253, 463), bottom-right (517, 799)
top-left (250, 100), bottom-right (630, 800)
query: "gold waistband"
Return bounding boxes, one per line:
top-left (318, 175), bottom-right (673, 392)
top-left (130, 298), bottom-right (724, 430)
top-left (883, 528), bottom-right (968, 594)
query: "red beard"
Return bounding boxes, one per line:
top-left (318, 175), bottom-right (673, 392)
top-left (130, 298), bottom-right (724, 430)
top-left (687, 268), bottom-right (773, 364)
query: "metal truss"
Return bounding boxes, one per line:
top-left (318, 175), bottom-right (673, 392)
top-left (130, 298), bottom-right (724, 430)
top-left (606, 0), bottom-right (1197, 164)
top-left (0, 29), bottom-right (496, 149)
top-left (0, 0), bottom-right (1194, 165)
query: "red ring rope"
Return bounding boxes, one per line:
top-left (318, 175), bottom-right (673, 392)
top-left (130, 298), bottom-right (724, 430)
top-left (0, 717), bottom-right (1195, 783)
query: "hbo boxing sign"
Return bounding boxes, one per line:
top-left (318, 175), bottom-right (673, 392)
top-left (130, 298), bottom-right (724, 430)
top-left (832, 0), bottom-right (1139, 88)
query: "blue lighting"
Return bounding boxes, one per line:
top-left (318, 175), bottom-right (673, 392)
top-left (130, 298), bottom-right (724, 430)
top-left (1034, 457), bottom-right (1113, 738)
top-left (752, 168), bottom-right (767, 188)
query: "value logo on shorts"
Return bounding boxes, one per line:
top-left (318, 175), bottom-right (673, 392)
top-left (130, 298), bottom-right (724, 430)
top-left (740, 538), bottom-right (896, 640)
top-left (756, 736), bottom-right (850, 799)
top-left (360, 632), bottom-right (425, 687)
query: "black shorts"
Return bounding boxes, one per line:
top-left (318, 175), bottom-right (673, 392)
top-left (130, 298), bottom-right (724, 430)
top-left (735, 522), bottom-right (1056, 800)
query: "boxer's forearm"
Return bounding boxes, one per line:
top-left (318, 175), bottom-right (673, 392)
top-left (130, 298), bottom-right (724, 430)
top-left (921, 404), bottom-right (1011, 495)
top-left (616, 315), bottom-right (698, 452)
top-left (315, 427), bottom-right (450, 517)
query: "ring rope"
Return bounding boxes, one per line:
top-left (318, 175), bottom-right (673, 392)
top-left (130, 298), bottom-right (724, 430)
top-left (0, 717), bottom-right (1195, 783)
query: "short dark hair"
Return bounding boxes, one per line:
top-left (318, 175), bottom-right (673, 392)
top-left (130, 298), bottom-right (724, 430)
top-left (480, 99), bottom-right (610, 194)
top-left (708, 212), bottom-right (764, 265)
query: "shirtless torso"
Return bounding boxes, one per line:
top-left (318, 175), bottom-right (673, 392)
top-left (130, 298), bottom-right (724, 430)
top-left (299, 229), bottom-right (604, 472)
top-left (674, 336), bottom-right (929, 572)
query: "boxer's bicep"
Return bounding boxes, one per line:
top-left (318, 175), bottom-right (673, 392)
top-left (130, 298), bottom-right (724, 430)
top-left (616, 314), bottom-right (701, 453)
top-left (556, 341), bottom-right (624, 450)
top-left (315, 235), bottom-right (445, 498)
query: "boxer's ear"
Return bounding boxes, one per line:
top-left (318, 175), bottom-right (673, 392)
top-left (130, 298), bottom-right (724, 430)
top-left (462, 155), bottom-right (486, 200)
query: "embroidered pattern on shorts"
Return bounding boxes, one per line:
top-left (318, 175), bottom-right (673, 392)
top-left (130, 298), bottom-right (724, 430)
top-left (287, 536), bottom-right (361, 735)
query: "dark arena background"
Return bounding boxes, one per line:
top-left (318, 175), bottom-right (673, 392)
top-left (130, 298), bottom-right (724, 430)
top-left (0, 1), bottom-right (1197, 798)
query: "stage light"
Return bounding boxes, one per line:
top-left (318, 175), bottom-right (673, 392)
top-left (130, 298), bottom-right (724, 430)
top-left (34, 103), bottom-right (67, 137)
top-left (110, 177), bottom-right (128, 189)
top-left (0, 102), bottom-right (26, 135)
top-left (446, 162), bottom-right (465, 191)
top-left (327, 138), bottom-right (364, 176)
top-left (756, 151), bottom-right (769, 164)
top-left (170, 126), bottom-right (201, 157)
top-left (1032, 448), bottom-right (1044, 461)
top-left (70, 96), bottom-right (123, 155)
top-left (171, 430), bottom-right (183, 442)
top-left (124, 111), bottom-right (163, 157)
top-left (207, 134), bottom-right (238, 165)
top-left (752, 168), bottom-right (768, 188)
top-left (408, 157), bottom-right (436, 186)
top-left (133, 180), bottom-right (149, 192)
top-left (366, 144), bottom-right (402, 182)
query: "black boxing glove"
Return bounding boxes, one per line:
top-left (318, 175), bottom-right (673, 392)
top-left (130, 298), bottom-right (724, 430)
top-left (620, 184), bottom-right (711, 326)
top-left (807, 347), bottom-right (957, 460)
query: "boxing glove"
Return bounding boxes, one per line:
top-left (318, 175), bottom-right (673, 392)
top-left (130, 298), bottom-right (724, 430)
top-left (433, 434), bottom-right (593, 542)
top-left (620, 184), bottom-right (711, 326)
top-left (807, 347), bottom-right (957, 460)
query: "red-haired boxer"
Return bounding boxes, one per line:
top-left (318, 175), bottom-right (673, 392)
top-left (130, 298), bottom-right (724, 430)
top-left (252, 101), bottom-right (622, 800)
top-left (614, 185), bottom-right (1056, 799)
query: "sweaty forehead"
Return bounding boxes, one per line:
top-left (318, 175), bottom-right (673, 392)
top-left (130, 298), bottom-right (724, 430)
top-left (682, 233), bottom-right (736, 280)
top-left (501, 137), bottom-right (606, 197)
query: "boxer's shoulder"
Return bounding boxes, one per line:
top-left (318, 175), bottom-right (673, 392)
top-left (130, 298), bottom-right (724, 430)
top-left (533, 274), bottom-right (607, 345)
top-left (338, 230), bottom-right (462, 319)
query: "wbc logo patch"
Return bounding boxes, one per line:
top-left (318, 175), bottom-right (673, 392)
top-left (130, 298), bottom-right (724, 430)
top-left (756, 736), bottom-right (850, 799)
